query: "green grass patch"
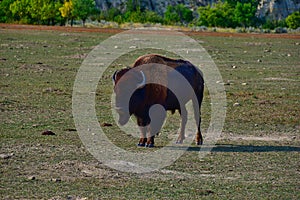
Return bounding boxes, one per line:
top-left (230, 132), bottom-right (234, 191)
top-left (0, 28), bottom-right (299, 199)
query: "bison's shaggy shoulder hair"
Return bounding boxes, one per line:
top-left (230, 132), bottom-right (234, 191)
top-left (132, 54), bottom-right (193, 104)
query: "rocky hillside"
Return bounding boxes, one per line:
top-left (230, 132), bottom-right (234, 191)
top-left (95, 0), bottom-right (300, 20)
top-left (257, 0), bottom-right (300, 20)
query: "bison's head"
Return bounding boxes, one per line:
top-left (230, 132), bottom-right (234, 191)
top-left (112, 68), bottom-right (146, 125)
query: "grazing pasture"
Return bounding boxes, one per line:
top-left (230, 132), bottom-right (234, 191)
top-left (0, 25), bottom-right (299, 199)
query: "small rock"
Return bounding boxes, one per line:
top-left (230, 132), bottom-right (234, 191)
top-left (43, 87), bottom-right (54, 93)
top-left (287, 53), bottom-right (291, 57)
top-left (114, 46), bottom-right (118, 49)
top-left (232, 65), bottom-right (237, 69)
top-left (257, 59), bottom-right (262, 62)
top-left (0, 153), bottom-right (14, 159)
top-left (51, 178), bottom-right (61, 182)
top-left (42, 130), bottom-right (55, 136)
top-left (28, 176), bottom-right (36, 180)
top-left (82, 169), bottom-right (94, 177)
top-left (129, 46), bottom-right (137, 49)
top-left (233, 102), bottom-right (241, 107)
top-left (241, 82), bottom-right (247, 86)
top-left (67, 196), bottom-right (87, 200)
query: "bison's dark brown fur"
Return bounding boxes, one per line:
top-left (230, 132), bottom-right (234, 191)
top-left (113, 54), bottom-right (204, 147)
top-left (133, 54), bottom-right (194, 105)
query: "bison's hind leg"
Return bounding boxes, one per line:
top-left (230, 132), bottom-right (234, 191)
top-left (196, 131), bottom-right (203, 145)
top-left (193, 89), bottom-right (203, 145)
top-left (137, 121), bottom-right (148, 147)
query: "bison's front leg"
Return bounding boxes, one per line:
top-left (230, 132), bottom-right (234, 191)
top-left (138, 137), bottom-right (147, 147)
top-left (146, 136), bottom-right (155, 148)
top-left (176, 107), bottom-right (187, 144)
top-left (146, 105), bottom-right (166, 148)
top-left (137, 118), bottom-right (147, 147)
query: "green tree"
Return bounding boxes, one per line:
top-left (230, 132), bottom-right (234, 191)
top-left (39, 0), bottom-right (63, 25)
top-left (123, 0), bottom-right (145, 23)
top-left (124, 8), bottom-right (144, 23)
top-left (72, 0), bottom-right (95, 26)
top-left (0, 0), bottom-right (15, 22)
top-left (177, 4), bottom-right (193, 23)
top-left (164, 4), bottom-right (193, 25)
top-left (221, 2), bottom-right (236, 27)
top-left (126, 0), bottom-right (140, 12)
top-left (197, 5), bottom-right (210, 26)
top-left (54, 1), bottom-right (66, 25)
top-left (164, 5), bottom-right (180, 24)
top-left (8, 0), bottom-right (64, 25)
top-left (28, 0), bottom-right (45, 24)
top-left (144, 10), bottom-right (163, 23)
top-left (286, 11), bottom-right (300, 29)
top-left (108, 7), bottom-right (121, 21)
top-left (113, 15), bottom-right (123, 24)
top-left (197, 2), bottom-right (235, 28)
top-left (10, 0), bottom-right (31, 23)
top-left (100, 7), bottom-right (121, 22)
top-left (234, 2), bottom-right (257, 27)
top-left (59, 0), bottom-right (74, 26)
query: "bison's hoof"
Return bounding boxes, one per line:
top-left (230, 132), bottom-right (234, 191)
top-left (137, 143), bottom-right (146, 147)
top-left (196, 141), bottom-right (203, 145)
top-left (146, 143), bottom-right (154, 148)
top-left (175, 141), bottom-right (183, 144)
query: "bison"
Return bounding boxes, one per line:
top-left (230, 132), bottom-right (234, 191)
top-left (112, 54), bottom-right (204, 147)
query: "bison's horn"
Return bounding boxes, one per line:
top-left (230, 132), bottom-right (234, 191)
top-left (136, 71), bottom-right (146, 88)
top-left (112, 70), bottom-right (118, 85)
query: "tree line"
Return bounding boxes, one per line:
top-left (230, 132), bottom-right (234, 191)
top-left (0, 0), bottom-right (96, 26)
top-left (0, 0), bottom-right (299, 29)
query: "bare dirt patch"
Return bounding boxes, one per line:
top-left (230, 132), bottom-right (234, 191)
top-left (1, 23), bottom-right (300, 39)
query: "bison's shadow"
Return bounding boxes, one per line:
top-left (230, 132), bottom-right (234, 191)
top-left (185, 144), bottom-right (300, 153)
